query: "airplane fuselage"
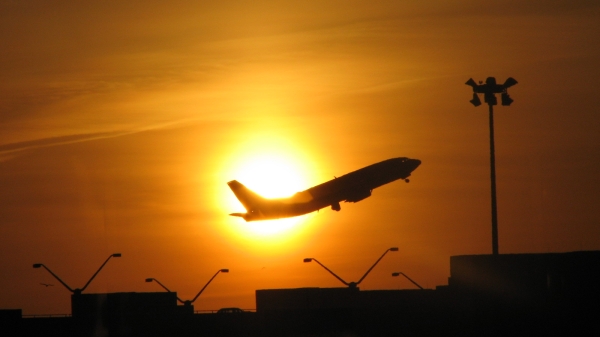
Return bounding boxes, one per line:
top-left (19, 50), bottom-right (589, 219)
top-left (228, 157), bottom-right (421, 221)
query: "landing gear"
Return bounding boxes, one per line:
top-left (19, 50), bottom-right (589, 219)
top-left (331, 203), bottom-right (341, 211)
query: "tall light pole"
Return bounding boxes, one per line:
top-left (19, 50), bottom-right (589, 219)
top-left (146, 269), bottom-right (229, 306)
top-left (304, 247), bottom-right (398, 289)
top-left (466, 77), bottom-right (517, 255)
top-left (33, 253), bottom-right (121, 295)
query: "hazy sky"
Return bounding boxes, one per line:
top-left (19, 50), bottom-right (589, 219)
top-left (1, 1), bottom-right (599, 314)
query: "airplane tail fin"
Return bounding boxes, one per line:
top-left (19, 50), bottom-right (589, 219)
top-left (227, 180), bottom-right (265, 213)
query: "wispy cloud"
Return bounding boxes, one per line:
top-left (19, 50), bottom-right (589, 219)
top-left (0, 119), bottom-right (196, 162)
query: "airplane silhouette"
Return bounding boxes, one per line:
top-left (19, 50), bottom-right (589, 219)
top-left (40, 283), bottom-right (54, 287)
top-left (228, 157), bottom-right (421, 221)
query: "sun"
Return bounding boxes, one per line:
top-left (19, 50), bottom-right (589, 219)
top-left (216, 133), bottom-right (319, 241)
top-left (234, 153), bottom-right (306, 199)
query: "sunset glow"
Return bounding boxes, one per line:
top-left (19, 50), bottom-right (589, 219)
top-left (216, 133), bottom-right (317, 241)
top-left (1, 1), bottom-right (599, 316)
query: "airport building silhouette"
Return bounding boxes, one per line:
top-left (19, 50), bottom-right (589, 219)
top-left (5, 250), bottom-right (599, 336)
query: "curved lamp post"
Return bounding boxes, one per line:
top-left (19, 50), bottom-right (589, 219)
top-left (145, 278), bottom-right (185, 303)
top-left (304, 247), bottom-right (398, 289)
top-left (391, 272), bottom-right (423, 290)
top-left (146, 269), bottom-right (229, 306)
top-left (33, 253), bottom-right (121, 295)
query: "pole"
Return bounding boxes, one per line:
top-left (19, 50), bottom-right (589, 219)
top-left (310, 259), bottom-right (349, 287)
top-left (80, 253), bottom-right (120, 292)
top-left (467, 77), bottom-right (516, 255)
top-left (488, 104), bottom-right (499, 255)
top-left (356, 248), bottom-right (397, 285)
top-left (190, 269), bottom-right (227, 304)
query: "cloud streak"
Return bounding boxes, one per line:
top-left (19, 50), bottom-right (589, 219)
top-left (0, 119), bottom-right (197, 162)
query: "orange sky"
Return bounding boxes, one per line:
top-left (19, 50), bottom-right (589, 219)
top-left (1, 1), bottom-right (599, 314)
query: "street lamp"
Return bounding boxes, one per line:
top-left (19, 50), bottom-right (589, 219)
top-left (391, 272), bottom-right (423, 290)
top-left (33, 253), bottom-right (121, 295)
top-left (146, 269), bottom-right (229, 306)
top-left (304, 247), bottom-right (398, 289)
top-left (466, 77), bottom-right (517, 255)
top-left (145, 278), bottom-right (185, 303)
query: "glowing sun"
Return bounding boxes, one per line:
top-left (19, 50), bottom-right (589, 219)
top-left (218, 135), bottom-right (318, 239)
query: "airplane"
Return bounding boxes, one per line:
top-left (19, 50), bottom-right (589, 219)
top-left (228, 157), bottom-right (421, 221)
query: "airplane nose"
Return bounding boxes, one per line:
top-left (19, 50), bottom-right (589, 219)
top-left (409, 159), bottom-right (421, 171)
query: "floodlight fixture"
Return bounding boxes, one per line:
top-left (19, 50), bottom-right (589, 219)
top-left (469, 93), bottom-right (482, 107)
top-left (501, 92), bottom-right (513, 106)
top-left (465, 78), bottom-right (477, 88)
top-left (503, 77), bottom-right (518, 88)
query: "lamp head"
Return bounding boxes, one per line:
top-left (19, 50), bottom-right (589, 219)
top-left (303, 258), bottom-right (313, 263)
top-left (503, 77), bottom-right (518, 88)
top-left (390, 247), bottom-right (399, 252)
top-left (470, 93), bottom-right (482, 107)
top-left (112, 253), bottom-right (122, 258)
top-left (33, 264), bottom-right (42, 268)
top-left (220, 269), bottom-right (229, 273)
top-left (392, 272), bottom-right (400, 277)
top-left (501, 92), bottom-right (514, 106)
top-left (145, 278), bottom-right (154, 282)
top-left (485, 77), bottom-right (497, 86)
top-left (465, 78), bottom-right (477, 88)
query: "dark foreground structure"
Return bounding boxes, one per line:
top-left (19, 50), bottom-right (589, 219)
top-left (8, 251), bottom-right (600, 336)
top-left (256, 250), bottom-right (600, 336)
